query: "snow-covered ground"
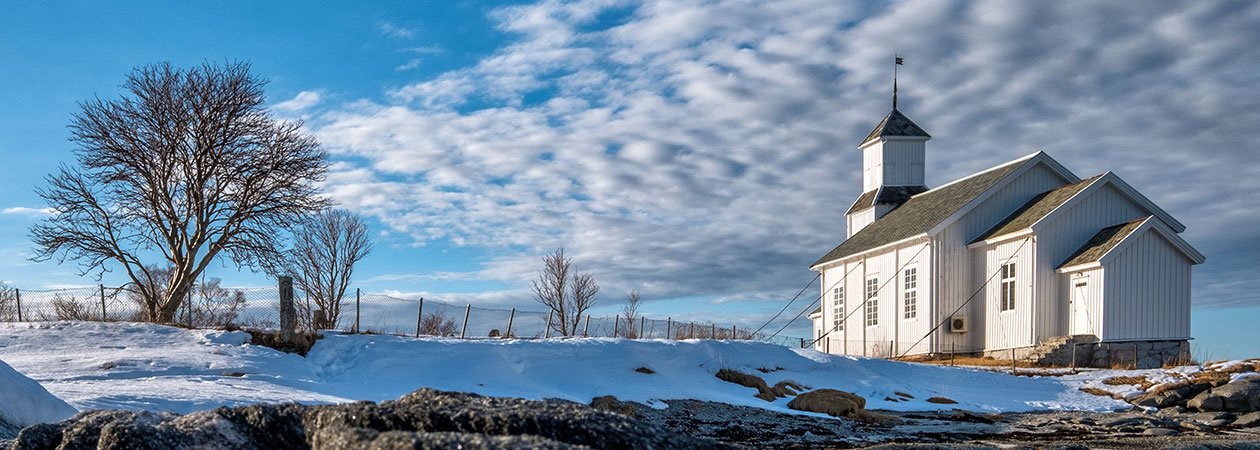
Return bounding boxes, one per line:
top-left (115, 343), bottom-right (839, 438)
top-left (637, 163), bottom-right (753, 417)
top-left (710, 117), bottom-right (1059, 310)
top-left (0, 321), bottom-right (1130, 424)
top-left (0, 358), bottom-right (77, 428)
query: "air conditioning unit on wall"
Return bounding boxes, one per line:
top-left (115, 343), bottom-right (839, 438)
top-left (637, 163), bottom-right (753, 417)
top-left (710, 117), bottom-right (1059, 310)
top-left (949, 316), bottom-right (968, 333)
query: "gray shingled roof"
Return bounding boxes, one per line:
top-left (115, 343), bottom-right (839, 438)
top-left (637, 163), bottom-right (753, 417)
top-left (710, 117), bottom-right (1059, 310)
top-left (970, 174), bottom-right (1104, 243)
top-left (1058, 217), bottom-right (1149, 269)
top-left (813, 159), bottom-right (1029, 268)
top-left (860, 108), bottom-right (931, 147)
top-left (845, 185), bottom-right (930, 215)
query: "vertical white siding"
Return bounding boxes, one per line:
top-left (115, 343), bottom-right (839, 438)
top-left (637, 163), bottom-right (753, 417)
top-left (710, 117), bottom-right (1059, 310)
top-left (978, 238), bottom-right (1036, 350)
top-left (1035, 183), bottom-right (1151, 340)
top-left (817, 240), bottom-right (931, 356)
top-left (932, 161), bottom-right (1071, 353)
top-left (848, 208), bottom-right (875, 238)
top-left (1102, 230), bottom-right (1193, 340)
top-left (880, 140), bottom-right (927, 187)
top-left (863, 144), bottom-right (882, 192)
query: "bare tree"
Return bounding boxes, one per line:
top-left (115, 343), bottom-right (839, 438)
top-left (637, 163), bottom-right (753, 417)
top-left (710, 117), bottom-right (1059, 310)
top-left (281, 210), bottom-right (373, 327)
top-left (0, 282), bottom-right (15, 321)
top-left (620, 289), bottom-right (641, 339)
top-left (30, 61), bottom-right (330, 323)
top-left (189, 278), bottom-right (246, 327)
top-left (530, 247), bottom-right (599, 336)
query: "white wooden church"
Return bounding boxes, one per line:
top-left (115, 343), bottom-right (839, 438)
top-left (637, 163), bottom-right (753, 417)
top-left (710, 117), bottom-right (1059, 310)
top-left (808, 96), bottom-right (1204, 367)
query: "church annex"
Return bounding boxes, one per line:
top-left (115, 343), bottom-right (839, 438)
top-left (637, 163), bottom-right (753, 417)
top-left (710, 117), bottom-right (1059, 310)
top-left (809, 101), bottom-right (1204, 368)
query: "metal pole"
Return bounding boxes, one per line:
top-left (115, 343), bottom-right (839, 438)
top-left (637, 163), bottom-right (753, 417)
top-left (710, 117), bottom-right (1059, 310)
top-left (460, 304), bottom-right (470, 339)
top-left (99, 284), bottom-right (107, 321)
top-left (583, 315), bottom-right (590, 337)
top-left (711, 323), bottom-right (715, 339)
top-left (666, 317), bottom-right (672, 339)
top-left (415, 298), bottom-right (424, 338)
top-left (15, 288), bottom-right (22, 322)
top-left (545, 311), bottom-right (553, 338)
top-left (732, 324), bottom-right (736, 340)
top-left (639, 316), bottom-right (644, 339)
top-left (613, 317), bottom-right (619, 338)
top-left (355, 288), bottom-right (361, 334)
top-left (951, 342), bottom-right (955, 366)
top-left (1070, 337), bottom-right (1077, 372)
top-left (505, 308), bottom-right (515, 339)
top-left (1011, 347), bottom-right (1017, 375)
top-left (1134, 343), bottom-right (1139, 369)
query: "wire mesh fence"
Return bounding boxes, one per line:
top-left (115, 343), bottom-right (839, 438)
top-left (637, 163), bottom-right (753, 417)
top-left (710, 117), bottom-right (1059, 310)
top-left (0, 283), bottom-right (808, 347)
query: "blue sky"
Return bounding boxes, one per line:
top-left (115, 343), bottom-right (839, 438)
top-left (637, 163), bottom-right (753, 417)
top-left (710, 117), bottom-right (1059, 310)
top-left (1, 1), bottom-right (1257, 358)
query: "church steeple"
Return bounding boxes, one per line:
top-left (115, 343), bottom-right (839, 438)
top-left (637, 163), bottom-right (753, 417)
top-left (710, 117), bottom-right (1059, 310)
top-left (846, 59), bottom-right (931, 237)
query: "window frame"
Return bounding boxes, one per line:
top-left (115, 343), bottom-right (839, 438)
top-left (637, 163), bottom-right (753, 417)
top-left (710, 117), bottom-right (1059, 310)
top-left (902, 266), bottom-right (918, 320)
top-left (999, 261), bottom-right (1017, 312)
top-left (832, 287), bottom-right (844, 332)
top-left (864, 275), bottom-right (879, 327)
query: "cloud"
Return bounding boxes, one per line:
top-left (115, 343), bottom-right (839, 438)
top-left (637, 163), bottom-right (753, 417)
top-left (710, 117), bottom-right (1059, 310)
top-left (272, 91), bottom-right (323, 114)
top-left (2, 207), bottom-right (53, 216)
top-left (378, 22), bottom-right (416, 39)
top-left (311, 0), bottom-right (1260, 316)
top-left (396, 59), bottom-right (423, 71)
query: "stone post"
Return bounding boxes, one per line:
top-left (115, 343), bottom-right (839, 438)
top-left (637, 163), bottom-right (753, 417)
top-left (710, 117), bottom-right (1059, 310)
top-left (279, 276), bottom-right (295, 343)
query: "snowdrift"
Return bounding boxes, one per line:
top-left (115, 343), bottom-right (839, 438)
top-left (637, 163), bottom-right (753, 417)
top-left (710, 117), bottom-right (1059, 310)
top-left (0, 322), bottom-right (1128, 416)
top-left (0, 358), bottom-right (77, 427)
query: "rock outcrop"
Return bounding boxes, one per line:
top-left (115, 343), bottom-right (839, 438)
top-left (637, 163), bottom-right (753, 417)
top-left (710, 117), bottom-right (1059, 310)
top-left (8, 389), bottom-right (736, 450)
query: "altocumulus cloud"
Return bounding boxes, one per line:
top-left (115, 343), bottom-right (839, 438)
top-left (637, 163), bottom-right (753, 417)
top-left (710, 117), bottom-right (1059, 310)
top-left (308, 0), bottom-right (1260, 310)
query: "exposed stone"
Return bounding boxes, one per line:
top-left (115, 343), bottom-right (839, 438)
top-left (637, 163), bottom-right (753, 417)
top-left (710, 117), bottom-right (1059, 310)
top-left (1143, 427), bottom-right (1180, 436)
top-left (1234, 411), bottom-right (1260, 428)
top-left (6, 389), bottom-right (733, 450)
top-left (1188, 394), bottom-right (1224, 412)
top-left (590, 395), bottom-right (637, 416)
top-left (927, 397), bottom-right (958, 404)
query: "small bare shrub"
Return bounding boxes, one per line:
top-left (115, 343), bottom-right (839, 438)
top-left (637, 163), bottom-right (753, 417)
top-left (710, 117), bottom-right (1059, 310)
top-left (0, 282), bottom-right (15, 321)
top-left (47, 294), bottom-right (94, 321)
top-left (419, 311), bottom-right (458, 336)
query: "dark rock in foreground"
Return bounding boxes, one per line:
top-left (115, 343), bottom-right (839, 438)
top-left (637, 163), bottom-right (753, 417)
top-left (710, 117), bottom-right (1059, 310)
top-left (8, 389), bottom-right (736, 450)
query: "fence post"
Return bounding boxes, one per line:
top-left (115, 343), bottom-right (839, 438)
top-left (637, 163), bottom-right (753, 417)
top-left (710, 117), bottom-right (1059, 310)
top-left (666, 317), bottom-right (672, 340)
top-left (99, 284), bottom-right (107, 321)
top-left (278, 276), bottom-right (295, 344)
top-left (460, 304), bottom-right (470, 339)
top-left (545, 311), bottom-right (552, 338)
top-left (1070, 338), bottom-right (1077, 372)
top-left (354, 288), bottom-right (361, 334)
top-left (15, 288), bottom-right (22, 322)
top-left (1011, 347), bottom-right (1017, 375)
top-left (613, 317), bottom-right (619, 338)
top-left (689, 322), bottom-right (694, 339)
top-left (639, 317), bottom-right (644, 339)
top-left (732, 324), bottom-right (736, 340)
top-left (951, 342), bottom-right (955, 366)
top-left (1134, 343), bottom-right (1139, 369)
top-left (710, 323), bottom-right (715, 339)
top-left (505, 308), bottom-right (515, 339)
top-left (583, 315), bottom-right (590, 337)
top-left (415, 298), bottom-right (424, 338)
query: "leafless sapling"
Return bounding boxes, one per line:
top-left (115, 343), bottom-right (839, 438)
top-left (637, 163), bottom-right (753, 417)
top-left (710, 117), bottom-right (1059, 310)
top-left (29, 61), bottom-right (330, 323)
top-left (620, 289), bottom-right (641, 338)
top-left (281, 210), bottom-right (373, 328)
top-left (530, 247), bottom-right (599, 336)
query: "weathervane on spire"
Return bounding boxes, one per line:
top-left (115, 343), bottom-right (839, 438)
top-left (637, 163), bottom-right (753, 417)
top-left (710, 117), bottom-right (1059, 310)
top-left (893, 54), bottom-right (904, 109)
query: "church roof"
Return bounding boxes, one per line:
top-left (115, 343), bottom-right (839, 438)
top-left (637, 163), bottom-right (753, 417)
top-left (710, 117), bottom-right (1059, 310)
top-left (813, 157), bottom-right (1028, 268)
top-left (970, 174), bottom-right (1105, 243)
top-left (860, 108), bottom-right (931, 147)
top-left (1057, 217), bottom-right (1149, 269)
top-left (845, 185), bottom-right (931, 215)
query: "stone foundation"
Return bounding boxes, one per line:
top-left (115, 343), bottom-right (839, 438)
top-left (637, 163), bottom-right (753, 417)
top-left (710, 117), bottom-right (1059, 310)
top-left (980, 338), bottom-right (1190, 369)
top-left (1087, 340), bottom-right (1191, 369)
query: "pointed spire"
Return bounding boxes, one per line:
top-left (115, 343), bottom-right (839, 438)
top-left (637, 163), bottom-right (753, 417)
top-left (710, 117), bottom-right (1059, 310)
top-left (893, 54), bottom-right (903, 110)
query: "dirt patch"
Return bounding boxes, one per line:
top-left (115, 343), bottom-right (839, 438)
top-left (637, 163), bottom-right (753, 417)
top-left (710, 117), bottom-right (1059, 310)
top-left (715, 369), bottom-right (803, 402)
top-left (244, 329), bottom-right (321, 356)
top-left (1102, 375), bottom-right (1154, 390)
top-left (786, 389), bottom-right (894, 424)
top-left (635, 367), bottom-right (655, 374)
top-left (926, 396), bottom-right (958, 404)
top-left (1079, 387), bottom-right (1118, 398)
top-left (590, 395), bottom-right (637, 416)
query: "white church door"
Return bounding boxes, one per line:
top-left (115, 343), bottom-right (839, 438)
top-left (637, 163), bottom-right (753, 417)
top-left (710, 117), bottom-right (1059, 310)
top-left (1070, 279), bottom-right (1094, 336)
